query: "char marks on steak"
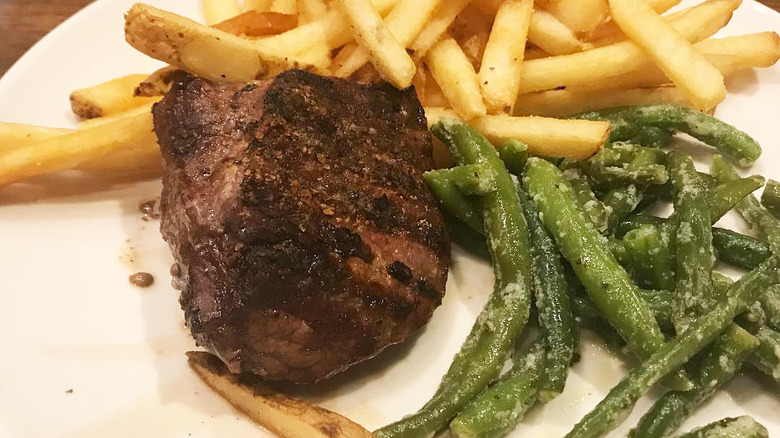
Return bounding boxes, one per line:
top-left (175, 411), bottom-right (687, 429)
top-left (153, 70), bottom-right (449, 384)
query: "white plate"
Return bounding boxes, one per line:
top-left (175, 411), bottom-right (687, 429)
top-left (1, 1), bottom-right (779, 437)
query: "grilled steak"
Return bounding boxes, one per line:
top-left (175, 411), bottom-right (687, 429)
top-left (153, 70), bottom-right (450, 384)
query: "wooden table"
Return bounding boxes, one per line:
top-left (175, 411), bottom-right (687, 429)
top-left (1, 0), bottom-right (780, 77)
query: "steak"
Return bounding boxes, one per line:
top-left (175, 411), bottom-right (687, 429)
top-left (153, 70), bottom-right (450, 384)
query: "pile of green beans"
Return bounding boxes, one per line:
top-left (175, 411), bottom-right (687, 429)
top-left (376, 106), bottom-right (779, 438)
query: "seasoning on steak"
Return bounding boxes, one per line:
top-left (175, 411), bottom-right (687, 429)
top-left (153, 70), bottom-right (450, 384)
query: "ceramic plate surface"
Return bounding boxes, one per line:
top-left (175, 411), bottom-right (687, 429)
top-left (0, 1), bottom-right (779, 436)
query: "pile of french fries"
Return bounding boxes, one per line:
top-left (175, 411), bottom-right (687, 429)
top-left (1, 0), bottom-right (778, 188)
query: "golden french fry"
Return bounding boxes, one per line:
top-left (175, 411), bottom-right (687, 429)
top-left (271, 0), bottom-right (297, 14)
top-left (334, 0), bottom-right (417, 88)
top-left (0, 123), bottom-right (71, 150)
top-left (298, 0), bottom-right (329, 23)
top-left (426, 37), bottom-right (487, 120)
top-left (201, 0), bottom-right (242, 25)
top-left (695, 31), bottom-right (780, 59)
top-left (212, 11), bottom-right (298, 36)
top-left (424, 108), bottom-right (609, 159)
top-left (543, 0), bottom-right (609, 33)
top-left (584, 0), bottom-right (683, 43)
top-left (187, 352), bottom-right (373, 438)
top-left (515, 0), bottom-right (740, 94)
top-left (0, 120), bottom-right (161, 175)
top-left (479, 0), bottom-right (533, 113)
top-left (261, 0), bottom-right (397, 57)
top-left (472, 115), bottom-right (609, 159)
top-left (69, 74), bottom-right (160, 119)
top-left (125, 3), bottom-right (313, 81)
top-left (243, 0), bottom-right (274, 12)
top-left (333, 0), bottom-right (441, 78)
top-left (0, 104), bottom-right (155, 187)
top-left (409, 0), bottom-right (471, 58)
top-left (575, 32), bottom-right (780, 92)
top-left (514, 87), bottom-right (694, 117)
top-left (610, 0), bottom-right (726, 110)
top-left (528, 10), bottom-right (590, 55)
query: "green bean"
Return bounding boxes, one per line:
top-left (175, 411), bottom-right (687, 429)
top-left (712, 228), bottom-right (771, 270)
top-left (587, 162), bottom-right (669, 187)
top-left (677, 416), bottom-right (769, 438)
top-left (668, 151), bottom-right (715, 333)
top-left (626, 125), bottom-right (674, 148)
top-left (710, 175), bottom-right (766, 221)
top-left (427, 163), bottom-right (497, 195)
top-left (622, 225), bottom-right (675, 291)
top-left (563, 167), bottom-right (609, 232)
top-left (616, 216), bottom-right (770, 271)
top-left (761, 285), bottom-right (780, 332)
top-left (750, 326), bottom-right (780, 384)
top-left (564, 256), bottom-right (779, 438)
top-left (449, 341), bottom-right (544, 438)
top-left (498, 139), bottom-right (528, 176)
top-left (632, 324), bottom-right (759, 438)
top-left (712, 155), bottom-right (780, 252)
top-left (523, 157), bottom-right (690, 391)
top-left (573, 288), bottom-right (674, 334)
top-left (580, 105), bottom-right (762, 167)
top-left (602, 148), bottom-right (663, 232)
top-left (574, 112), bottom-right (673, 148)
top-left (519, 190), bottom-right (575, 402)
top-left (424, 170), bottom-right (484, 233)
top-left (761, 179), bottom-right (780, 220)
top-left (375, 119), bottom-right (533, 438)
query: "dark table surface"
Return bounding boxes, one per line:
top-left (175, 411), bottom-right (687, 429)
top-left (1, 0), bottom-right (780, 77)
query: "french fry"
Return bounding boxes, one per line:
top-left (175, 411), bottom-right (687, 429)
top-left (478, 0), bottom-right (533, 113)
top-left (260, 0), bottom-right (397, 57)
top-left (271, 0), bottom-right (297, 14)
top-left (212, 11), bottom-right (298, 36)
top-left (298, 0), bottom-right (329, 23)
top-left (243, 0), bottom-right (274, 12)
top-left (418, 65), bottom-right (450, 107)
top-left (408, 0), bottom-right (471, 58)
top-left (574, 32), bottom-right (780, 92)
top-left (514, 0), bottom-right (740, 94)
top-left (334, 0), bottom-right (425, 88)
top-left (125, 3), bottom-right (313, 81)
top-left (695, 31), bottom-right (780, 59)
top-left (424, 108), bottom-right (609, 159)
top-left (513, 87), bottom-right (694, 117)
top-left (426, 36), bottom-right (487, 120)
top-left (69, 75), bottom-right (160, 119)
top-left (0, 120), bottom-right (161, 174)
top-left (528, 10), bottom-right (590, 55)
top-left (0, 123), bottom-right (71, 150)
top-left (0, 104), bottom-right (155, 187)
top-left (472, 115), bottom-right (610, 159)
top-left (543, 0), bottom-right (609, 33)
top-left (202, 0), bottom-right (242, 25)
top-left (187, 352), bottom-right (373, 438)
top-left (584, 0), bottom-right (683, 44)
top-left (610, 0), bottom-right (726, 110)
top-left (334, 0), bottom-right (440, 78)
